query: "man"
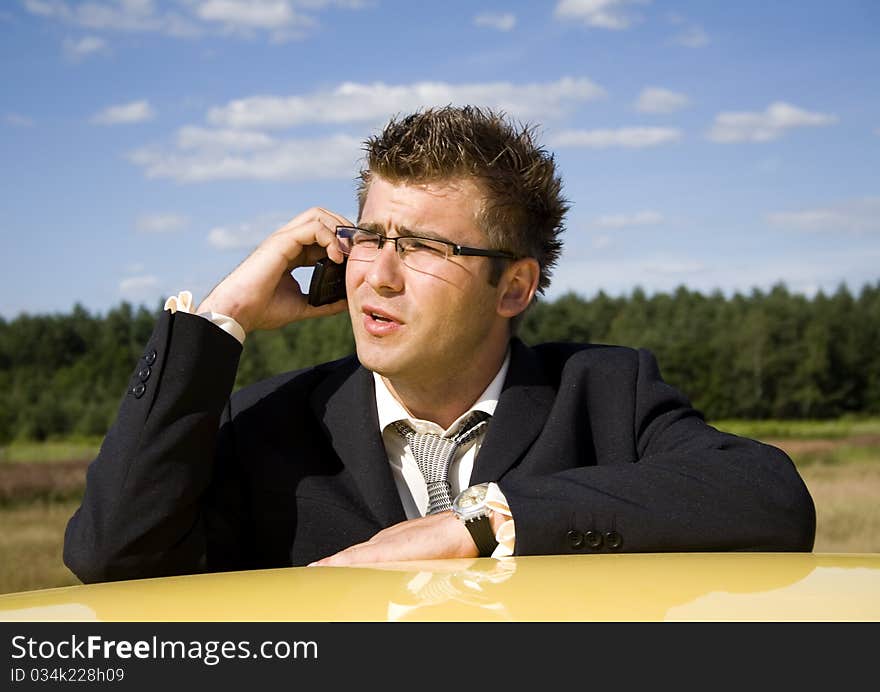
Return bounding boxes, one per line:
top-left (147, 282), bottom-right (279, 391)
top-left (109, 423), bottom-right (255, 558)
top-left (64, 106), bottom-right (816, 584)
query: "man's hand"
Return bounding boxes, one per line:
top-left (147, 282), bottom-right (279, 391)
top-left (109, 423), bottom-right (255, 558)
top-left (196, 207), bottom-right (352, 334)
top-left (308, 512), bottom-right (480, 567)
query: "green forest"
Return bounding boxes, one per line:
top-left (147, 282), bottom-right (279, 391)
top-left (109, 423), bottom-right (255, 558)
top-left (1, 280), bottom-right (878, 443)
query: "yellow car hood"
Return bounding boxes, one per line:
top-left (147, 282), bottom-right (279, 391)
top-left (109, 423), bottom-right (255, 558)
top-left (1, 553), bottom-right (878, 622)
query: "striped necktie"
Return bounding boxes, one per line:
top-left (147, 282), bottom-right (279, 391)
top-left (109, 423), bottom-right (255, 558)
top-left (392, 410), bottom-right (491, 514)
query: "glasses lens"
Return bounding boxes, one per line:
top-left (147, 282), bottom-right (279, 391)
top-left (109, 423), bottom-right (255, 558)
top-left (398, 237), bottom-right (450, 271)
top-left (349, 228), bottom-right (382, 260)
top-left (336, 227), bottom-right (377, 258)
top-left (335, 227), bottom-right (353, 255)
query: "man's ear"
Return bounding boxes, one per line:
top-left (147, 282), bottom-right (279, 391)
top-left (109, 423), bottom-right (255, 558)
top-left (497, 258), bottom-right (540, 318)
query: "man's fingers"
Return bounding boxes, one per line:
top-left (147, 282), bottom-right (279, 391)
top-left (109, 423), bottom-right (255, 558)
top-left (268, 207), bottom-right (353, 268)
top-left (298, 241), bottom-right (344, 268)
top-left (308, 543), bottom-right (367, 567)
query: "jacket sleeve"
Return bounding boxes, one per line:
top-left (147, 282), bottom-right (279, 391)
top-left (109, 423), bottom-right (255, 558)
top-left (501, 347), bottom-right (817, 556)
top-left (63, 310), bottom-right (244, 583)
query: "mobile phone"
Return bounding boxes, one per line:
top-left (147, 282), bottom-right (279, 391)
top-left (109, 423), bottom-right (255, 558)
top-left (307, 257), bottom-right (348, 306)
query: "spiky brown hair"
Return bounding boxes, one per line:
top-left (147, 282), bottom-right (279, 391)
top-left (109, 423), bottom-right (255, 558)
top-left (357, 105), bottom-right (568, 294)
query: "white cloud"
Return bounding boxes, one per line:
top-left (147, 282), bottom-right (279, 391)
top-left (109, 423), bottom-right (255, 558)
top-left (671, 24), bottom-right (708, 47)
top-left (554, 0), bottom-right (648, 30)
top-left (22, 0), bottom-right (63, 18)
top-left (666, 13), bottom-right (709, 47)
top-left (207, 77), bottom-right (606, 130)
top-left (136, 213), bottom-right (189, 233)
top-left (207, 226), bottom-right (262, 250)
top-left (197, 0), bottom-right (296, 28)
top-left (120, 274), bottom-right (160, 294)
top-left (708, 101), bottom-right (837, 143)
top-left (473, 12), bottom-right (516, 31)
top-left (194, 0), bottom-right (315, 41)
top-left (5, 113), bottom-right (34, 127)
top-left (591, 234), bottom-right (612, 249)
top-left (24, 0), bottom-right (202, 37)
top-left (176, 126), bottom-right (276, 151)
top-left (548, 127), bottom-right (681, 148)
top-left (129, 133), bottom-right (362, 182)
top-left (635, 87), bottom-right (689, 114)
top-left (24, 0), bottom-right (366, 41)
top-left (766, 198), bottom-right (880, 234)
top-left (207, 213), bottom-right (289, 249)
top-left (91, 99), bottom-right (155, 125)
top-left (63, 35), bottom-right (109, 60)
top-left (594, 210), bottom-right (664, 228)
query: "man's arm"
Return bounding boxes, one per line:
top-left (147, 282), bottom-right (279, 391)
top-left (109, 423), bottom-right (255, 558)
top-left (502, 347), bottom-right (817, 555)
top-left (64, 207), bottom-right (354, 583)
top-left (63, 311), bottom-right (243, 582)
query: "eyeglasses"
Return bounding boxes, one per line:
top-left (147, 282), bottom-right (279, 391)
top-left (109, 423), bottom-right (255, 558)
top-left (335, 226), bottom-right (516, 273)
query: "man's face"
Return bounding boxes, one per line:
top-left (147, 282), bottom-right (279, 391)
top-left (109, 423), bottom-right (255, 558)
top-left (346, 175), bottom-right (510, 390)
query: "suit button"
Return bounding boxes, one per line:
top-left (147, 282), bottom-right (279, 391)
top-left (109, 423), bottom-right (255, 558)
top-left (144, 349), bottom-right (157, 365)
top-left (584, 530), bottom-right (603, 549)
top-left (567, 530), bottom-right (585, 549)
top-left (131, 382), bottom-right (146, 398)
top-left (137, 366), bottom-right (151, 382)
top-left (605, 531), bottom-right (623, 550)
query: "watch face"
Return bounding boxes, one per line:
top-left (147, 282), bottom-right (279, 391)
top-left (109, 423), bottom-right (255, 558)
top-left (454, 483), bottom-right (489, 515)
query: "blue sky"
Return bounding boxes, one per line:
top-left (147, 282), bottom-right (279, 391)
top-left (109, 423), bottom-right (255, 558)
top-left (1, 0), bottom-right (878, 319)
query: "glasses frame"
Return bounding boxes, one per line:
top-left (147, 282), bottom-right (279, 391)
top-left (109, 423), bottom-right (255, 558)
top-left (334, 226), bottom-right (518, 265)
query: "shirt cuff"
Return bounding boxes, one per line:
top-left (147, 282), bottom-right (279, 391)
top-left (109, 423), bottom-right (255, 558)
top-left (485, 482), bottom-right (515, 558)
top-left (164, 291), bottom-right (246, 344)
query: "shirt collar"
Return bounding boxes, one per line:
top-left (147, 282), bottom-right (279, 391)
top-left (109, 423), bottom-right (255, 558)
top-left (374, 347), bottom-right (511, 435)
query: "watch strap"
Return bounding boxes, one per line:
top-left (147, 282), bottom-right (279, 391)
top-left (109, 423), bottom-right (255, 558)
top-left (464, 514), bottom-right (498, 557)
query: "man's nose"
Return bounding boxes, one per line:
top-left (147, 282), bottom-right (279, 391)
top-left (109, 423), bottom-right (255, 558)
top-left (365, 239), bottom-right (404, 293)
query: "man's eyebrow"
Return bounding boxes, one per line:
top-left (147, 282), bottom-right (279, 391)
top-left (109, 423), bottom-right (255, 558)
top-left (357, 221), bottom-right (452, 242)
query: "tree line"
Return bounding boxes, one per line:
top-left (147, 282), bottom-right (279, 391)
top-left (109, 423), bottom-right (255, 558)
top-left (0, 280), bottom-right (877, 443)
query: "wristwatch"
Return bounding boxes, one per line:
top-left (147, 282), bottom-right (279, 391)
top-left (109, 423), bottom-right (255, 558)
top-left (452, 483), bottom-right (499, 557)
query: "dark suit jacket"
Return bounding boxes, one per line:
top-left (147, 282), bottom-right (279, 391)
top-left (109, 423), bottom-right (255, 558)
top-left (64, 310), bottom-right (816, 583)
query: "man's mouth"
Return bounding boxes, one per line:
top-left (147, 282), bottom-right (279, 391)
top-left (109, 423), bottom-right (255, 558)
top-left (363, 306), bottom-right (400, 324)
top-left (360, 305), bottom-right (404, 336)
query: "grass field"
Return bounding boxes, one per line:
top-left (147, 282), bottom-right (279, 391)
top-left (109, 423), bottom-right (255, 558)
top-left (712, 416), bottom-right (880, 440)
top-left (0, 500), bottom-right (82, 595)
top-left (0, 437), bottom-right (102, 464)
top-left (1, 421), bottom-right (878, 596)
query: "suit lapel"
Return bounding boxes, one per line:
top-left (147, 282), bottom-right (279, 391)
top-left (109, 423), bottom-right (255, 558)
top-left (470, 339), bottom-right (556, 484)
top-left (310, 360), bottom-right (407, 528)
top-left (308, 340), bottom-right (554, 521)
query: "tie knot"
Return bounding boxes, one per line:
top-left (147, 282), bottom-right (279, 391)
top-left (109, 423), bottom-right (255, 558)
top-left (392, 409), bottom-right (490, 445)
